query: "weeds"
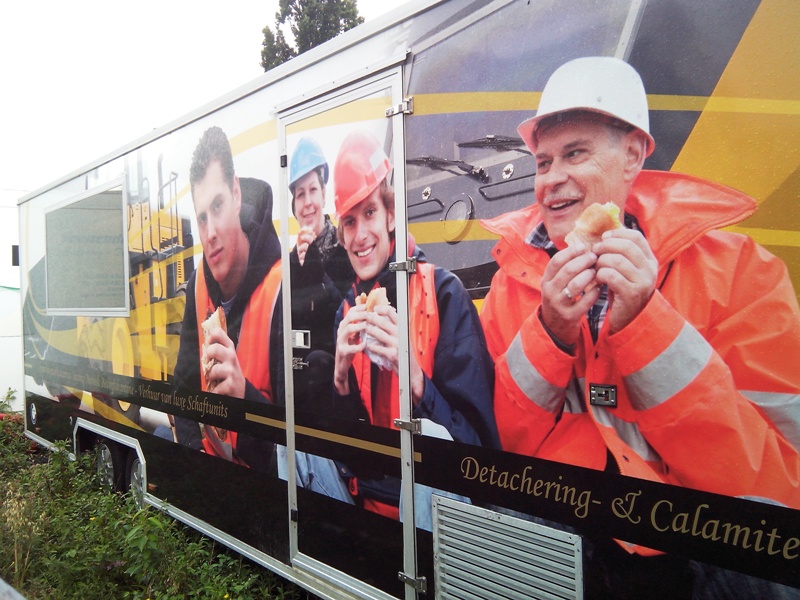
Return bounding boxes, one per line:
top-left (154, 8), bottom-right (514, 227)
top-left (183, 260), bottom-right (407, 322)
top-left (0, 415), bottom-right (35, 477)
top-left (0, 416), bottom-right (312, 599)
top-left (3, 484), bottom-right (43, 587)
top-left (0, 388), bottom-right (15, 412)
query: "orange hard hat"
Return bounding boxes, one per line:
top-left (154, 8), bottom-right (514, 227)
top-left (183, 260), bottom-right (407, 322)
top-left (334, 130), bottom-right (392, 217)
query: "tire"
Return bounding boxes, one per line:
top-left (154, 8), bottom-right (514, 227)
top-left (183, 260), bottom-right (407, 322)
top-left (96, 440), bottom-right (125, 491)
top-left (126, 451), bottom-right (145, 508)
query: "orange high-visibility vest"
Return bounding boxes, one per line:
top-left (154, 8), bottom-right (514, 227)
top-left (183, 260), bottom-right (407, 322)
top-left (342, 261), bottom-right (438, 518)
top-left (194, 260), bottom-right (282, 465)
top-left (481, 171), bottom-right (800, 554)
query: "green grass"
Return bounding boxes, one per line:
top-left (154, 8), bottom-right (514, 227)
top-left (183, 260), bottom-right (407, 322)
top-left (0, 414), bottom-right (315, 599)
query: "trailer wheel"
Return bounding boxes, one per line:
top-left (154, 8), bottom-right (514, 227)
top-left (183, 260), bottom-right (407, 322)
top-left (96, 439), bottom-right (125, 491)
top-left (126, 452), bottom-right (145, 508)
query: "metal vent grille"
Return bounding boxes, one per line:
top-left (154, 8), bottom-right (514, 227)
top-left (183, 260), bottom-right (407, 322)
top-left (433, 497), bottom-right (583, 599)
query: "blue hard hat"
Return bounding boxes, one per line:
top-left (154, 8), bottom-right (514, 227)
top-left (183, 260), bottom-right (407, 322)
top-left (289, 137), bottom-right (329, 190)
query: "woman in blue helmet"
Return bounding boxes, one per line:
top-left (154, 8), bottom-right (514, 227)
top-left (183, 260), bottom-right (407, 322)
top-left (289, 137), bottom-right (354, 413)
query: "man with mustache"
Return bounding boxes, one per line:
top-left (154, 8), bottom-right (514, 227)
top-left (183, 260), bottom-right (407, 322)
top-left (480, 57), bottom-right (800, 597)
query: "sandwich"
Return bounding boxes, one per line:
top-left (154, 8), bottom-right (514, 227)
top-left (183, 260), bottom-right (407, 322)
top-left (565, 202), bottom-right (622, 247)
top-left (355, 287), bottom-right (389, 311)
top-left (201, 307), bottom-right (226, 392)
top-left (297, 226), bottom-right (314, 265)
top-left (354, 287), bottom-right (392, 370)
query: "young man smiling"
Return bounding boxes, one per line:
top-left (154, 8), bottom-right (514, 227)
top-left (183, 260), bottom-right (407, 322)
top-left (329, 129), bottom-right (500, 520)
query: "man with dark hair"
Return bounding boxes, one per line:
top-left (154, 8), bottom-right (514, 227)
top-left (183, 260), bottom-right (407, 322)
top-left (189, 125), bottom-right (236, 195)
top-left (172, 126), bottom-right (283, 472)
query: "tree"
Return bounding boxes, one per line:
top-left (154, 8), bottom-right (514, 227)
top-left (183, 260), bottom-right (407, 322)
top-left (261, 0), bottom-right (364, 72)
top-left (260, 25), bottom-right (295, 72)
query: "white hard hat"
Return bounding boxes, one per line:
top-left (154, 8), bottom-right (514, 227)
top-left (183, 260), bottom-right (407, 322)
top-left (518, 56), bottom-right (655, 156)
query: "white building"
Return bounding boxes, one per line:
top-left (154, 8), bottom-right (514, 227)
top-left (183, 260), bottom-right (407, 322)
top-left (0, 189), bottom-right (23, 411)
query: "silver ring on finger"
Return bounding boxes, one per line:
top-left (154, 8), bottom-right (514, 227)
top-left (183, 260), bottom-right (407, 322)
top-left (562, 287), bottom-right (574, 301)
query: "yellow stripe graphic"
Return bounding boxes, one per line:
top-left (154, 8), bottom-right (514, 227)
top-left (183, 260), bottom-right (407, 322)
top-left (725, 226), bottom-right (800, 248)
top-left (413, 92), bottom-right (800, 117)
top-left (672, 0), bottom-right (800, 204)
top-left (246, 413), bottom-right (422, 463)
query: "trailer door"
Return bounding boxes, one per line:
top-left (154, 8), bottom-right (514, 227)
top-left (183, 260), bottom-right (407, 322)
top-left (278, 66), bottom-right (420, 599)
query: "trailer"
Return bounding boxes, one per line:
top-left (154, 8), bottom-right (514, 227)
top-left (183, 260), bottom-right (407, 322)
top-left (19, 0), bottom-right (800, 597)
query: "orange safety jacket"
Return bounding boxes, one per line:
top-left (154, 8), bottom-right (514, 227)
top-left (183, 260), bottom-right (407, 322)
top-left (342, 261), bottom-right (438, 518)
top-left (480, 171), bottom-right (800, 536)
top-left (194, 259), bottom-right (282, 465)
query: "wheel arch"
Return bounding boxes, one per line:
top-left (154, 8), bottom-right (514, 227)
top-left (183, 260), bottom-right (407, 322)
top-left (73, 418), bottom-right (147, 497)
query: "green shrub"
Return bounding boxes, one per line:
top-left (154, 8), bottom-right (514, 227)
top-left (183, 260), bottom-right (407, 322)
top-left (0, 415), bottom-right (34, 477)
top-left (0, 417), bottom-right (312, 599)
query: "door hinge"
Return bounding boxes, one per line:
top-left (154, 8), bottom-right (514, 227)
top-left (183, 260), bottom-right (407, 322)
top-left (386, 97), bottom-right (414, 117)
top-left (398, 571), bottom-right (427, 593)
top-left (393, 418), bottom-right (421, 434)
top-left (389, 256), bottom-right (417, 273)
top-left (292, 357), bottom-right (309, 371)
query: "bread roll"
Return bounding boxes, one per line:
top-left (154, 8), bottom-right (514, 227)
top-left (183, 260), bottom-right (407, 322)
top-left (355, 288), bottom-right (389, 311)
top-left (565, 202), bottom-right (622, 247)
top-left (365, 287), bottom-right (389, 311)
top-left (201, 307), bottom-right (227, 392)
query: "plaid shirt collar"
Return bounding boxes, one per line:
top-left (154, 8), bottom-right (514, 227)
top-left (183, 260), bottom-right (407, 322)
top-left (527, 211), bottom-right (641, 342)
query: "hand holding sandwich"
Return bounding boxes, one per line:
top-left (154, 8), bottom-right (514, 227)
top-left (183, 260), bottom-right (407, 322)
top-left (541, 243), bottom-right (602, 347)
top-left (202, 309), bottom-right (246, 398)
top-left (334, 301), bottom-right (368, 395)
top-left (593, 227), bottom-right (657, 334)
top-left (334, 288), bottom-right (425, 403)
top-left (296, 226), bottom-right (316, 266)
top-left (541, 203), bottom-right (658, 345)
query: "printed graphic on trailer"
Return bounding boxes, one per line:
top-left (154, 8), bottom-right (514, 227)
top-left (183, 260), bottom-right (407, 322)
top-left (19, 0), bottom-right (800, 592)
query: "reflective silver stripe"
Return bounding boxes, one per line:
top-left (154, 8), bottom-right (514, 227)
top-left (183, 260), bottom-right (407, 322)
top-left (624, 322), bottom-right (712, 411)
top-left (592, 406), bottom-right (661, 463)
top-left (564, 378), bottom-right (586, 414)
top-left (741, 391), bottom-right (800, 450)
top-left (506, 332), bottom-right (564, 413)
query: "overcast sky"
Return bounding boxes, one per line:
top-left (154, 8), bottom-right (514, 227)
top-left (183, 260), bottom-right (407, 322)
top-left (0, 0), bottom-right (408, 201)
